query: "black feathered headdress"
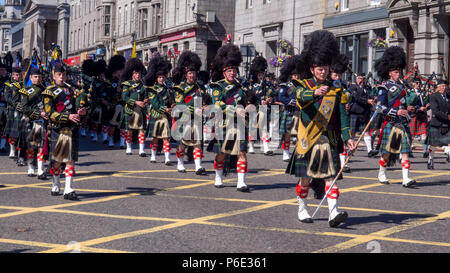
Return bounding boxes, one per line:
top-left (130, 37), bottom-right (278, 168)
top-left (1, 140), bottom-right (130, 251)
top-left (172, 51), bottom-right (202, 84)
top-left (211, 44), bottom-right (242, 82)
top-left (106, 55), bottom-right (126, 79)
top-left (121, 58), bottom-right (146, 82)
top-left (331, 54), bottom-right (349, 75)
top-left (375, 46), bottom-right (406, 80)
top-left (296, 30), bottom-right (340, 79)
top-left (143, 56), bottom-right (172, 86)
top-left (82, 59), bottom-right (95, 77)
top-left (279, 55), bottom-right (305, 82)
top-left (93, 59), bottom-right (107, 77)
top-left (249, 56), bottom-right (268, 82)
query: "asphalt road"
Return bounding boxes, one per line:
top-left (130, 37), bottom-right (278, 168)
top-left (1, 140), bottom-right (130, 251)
top-left (0, 136), bottom-right (449, 255)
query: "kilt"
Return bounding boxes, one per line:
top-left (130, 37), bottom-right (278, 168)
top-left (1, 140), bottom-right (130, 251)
top-left (409, 113), bottom-right (427, 136)
top-left (350, 114), bottom-right (370, 133)
top-left (26, 120), bottom-right (46, 149)
top-left (177, 122), bottom-right (202, 147)
top-left (286, 141), bottom-right (340, 179)
top-left (380, 122), bottom-right (411, 154)
top-left (279, 111), bottom-right (294, 136)
top-left (427, 126), bottom-right (450, 147)
top-left (125, 107), bottom-right (146, 131)
top-left (148, 115), bottom-right (171, 139)
top-left (208, 139), bottom-right (248, 155)
top-left (50, 127), bottom-right (79, 163)
top-left (3, 109), bottom-right (21, 138)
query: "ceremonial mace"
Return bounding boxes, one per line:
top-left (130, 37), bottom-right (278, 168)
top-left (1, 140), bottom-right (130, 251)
top-left (311, 105), bottom-right (383, 219)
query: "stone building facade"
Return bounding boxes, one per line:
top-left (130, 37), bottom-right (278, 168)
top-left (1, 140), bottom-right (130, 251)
top-left (234, 0), bottom-right (327, 76)
top-left (0, 0), bottom-right (25, 54)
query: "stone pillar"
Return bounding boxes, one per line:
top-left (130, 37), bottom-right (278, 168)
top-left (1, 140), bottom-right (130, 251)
top-left (57, 3), bottom-right (70, 59)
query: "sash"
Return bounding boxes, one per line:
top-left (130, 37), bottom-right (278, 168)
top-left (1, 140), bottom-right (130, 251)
top-left (296, 81), bottom-right (340, 156)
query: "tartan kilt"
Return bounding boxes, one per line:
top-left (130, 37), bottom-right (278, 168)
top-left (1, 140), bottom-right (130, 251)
top-left (49, 127), bottom-right (79, 163)
top-left (409, 113), bottom-right (427, 136)
top-left (350, 114), bottom-right (370, 133)
top-left (380, 122), bottom-right (411, 154)
top-left (3, 109), bottom-right (21, 138)
top-left (207, 126), bottom-right (248, 154)
top-left (285, 142), bottom-right (340, 179)
top-left (427, 126), bottom-right (450, 147)
top-left (279, 111), bottom-right (294, 136)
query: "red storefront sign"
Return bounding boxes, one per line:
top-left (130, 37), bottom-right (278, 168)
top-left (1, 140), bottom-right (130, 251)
top-left (64, 56), bottom-right (81, 66)
top-left (160, 28), bottom-right (196, 44)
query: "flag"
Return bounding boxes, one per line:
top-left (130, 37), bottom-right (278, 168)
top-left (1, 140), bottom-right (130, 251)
top-left (131, 42), bottom-right (137, 58)
top-left (24, 49), bottom-right (40, 88)
top-left (114, 46), bottom-right (118, 55)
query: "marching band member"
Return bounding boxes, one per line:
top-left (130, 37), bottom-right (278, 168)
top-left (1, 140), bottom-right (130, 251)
top-left (427, 79), bottom-right (450, 168)
top-left (16, 67), bottom-right (47, 179)
top-left (3, 67), bottom-right (23, 159)
top-left (286, 30), bottom-right (355, 227)
top-left (172, 51), bottom-right (206, 175)
top-left (106, 55), bottom-right (127, 149)
top-left (43, 63), bottom-right (86, 199)
top-left (121, 58), bottom-right (148, 157)
top-left (144, 56), bottom-right (173, 165)
top-left (278, 55), bottom-right (302, 162)
top-left (374, 46), bottom-right (416, 188)
top-left (208, 44), bottom-right (250, 192)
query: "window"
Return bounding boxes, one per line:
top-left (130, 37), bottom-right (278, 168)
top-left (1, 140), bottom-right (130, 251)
top-left (369, 0), bottom-right (381, 5)
top-left (142, 9), bottom-right (148, 38)
top-left (263, 0), bottom-right (271, 4)
top-left (183, 41), bottom-right (190, 51)
top-left (341, 0), bottom-right (349, 11)
top-left (104, 5), bottom-right (111, 37)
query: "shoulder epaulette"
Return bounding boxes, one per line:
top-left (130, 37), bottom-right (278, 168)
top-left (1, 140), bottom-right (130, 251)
top-left (122, 81), bottom-right (132, 87)
top-left (5, 82), bottom-right (12, 88)
top-left (41, 89), bottom-right (56, 98)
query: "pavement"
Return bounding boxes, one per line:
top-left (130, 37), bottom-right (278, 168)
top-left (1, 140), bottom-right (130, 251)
top-left (0, 135), bottom-right (449, 254)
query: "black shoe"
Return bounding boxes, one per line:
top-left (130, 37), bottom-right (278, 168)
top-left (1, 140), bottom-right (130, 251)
top-left (126, 152), bottom-right (132, 155)
top-left (51, 191), bottom-right (60, 196)
top-left (427, 161), bottom-right (434, 170)
top-left (329, 212), bottom-right (348, 228)
top-left (63, 192), bottom-right (78, 200)
top-left (264, 151), bottom-right (273, 156)
top-left (214, 184), bottom-right (225, 189)
top-left (343, 166), bottom-right (351, 173)
top-left (379, 180), bottom-right (390, 185)
top-left (139, 153), bottom-right (147, 157)
top-left (195, 168), bottom-right (206, 175)
top-left (402, 180), bottom-right (416, 188)
top-left (27, 174), bottom-right (36, 177)
top-left (150, 160), bottom-right (157, 163)
top-left (423, 152), bottom-right (429, 158)
top-left (237, 186), bottom-right (250, 192)
top-left (165, 161), bottom-right (173, 166)
top-left (178, 169), bottom-right (187, 173)
top-left (37, 174), bottom-right (47, 180)
top-left (299, 218), bottom-right (314, 224)
top-left (103, 140), bottom-right (108, 144)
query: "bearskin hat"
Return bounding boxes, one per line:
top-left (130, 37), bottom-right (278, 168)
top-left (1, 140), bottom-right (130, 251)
top-left (82, 59), bottom-right (95, 77)
top-left (121, 58), bottom-right (146, 82)
top-left (296, 30), bottom-right (340, 79)
top-left (106, 55), bottom-right (126, 79)
top-left (375, 46), bottom-right (406, 80)
top-left (279, 55), bottom-right (304, 83)
top-left (249, 56), bottom-right (268, 82)
top-left (93, 59), bottom-right (107, 77)
top-left (143, 55), bottom-right (172, 86)
top-left (211, 44), bottom-right (243, 82)
top-left (331, 54), bottom-right (349, 75)
top-left (172, 51), bottom-right (202, 84)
